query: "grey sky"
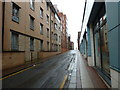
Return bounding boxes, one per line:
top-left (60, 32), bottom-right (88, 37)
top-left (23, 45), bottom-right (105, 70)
top-left (51, 0), bottom-right (85, 49)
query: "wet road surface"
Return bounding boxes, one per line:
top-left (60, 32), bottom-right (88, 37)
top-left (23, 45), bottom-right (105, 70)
top-left (2, 50), bottom-right (78, 88)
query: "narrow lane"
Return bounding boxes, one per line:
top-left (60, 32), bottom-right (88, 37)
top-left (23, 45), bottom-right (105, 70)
top-left (2, 50), bottom-right (77, 88)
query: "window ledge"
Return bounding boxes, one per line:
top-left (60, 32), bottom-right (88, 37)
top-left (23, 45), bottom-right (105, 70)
top-left (30, 7), bottom-right (35, 11)
top-left (30, 26), bottom-right (34, 30)
top-left (12, 16), bottom-right (19, 23)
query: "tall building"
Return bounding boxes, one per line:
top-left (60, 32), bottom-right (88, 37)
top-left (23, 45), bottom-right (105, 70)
top-left (80, 1), bottom-right (120, 88)
top-left (1, 0), bottom-right (61, 70)
top-left (58, 12), bottom-right (68, 52)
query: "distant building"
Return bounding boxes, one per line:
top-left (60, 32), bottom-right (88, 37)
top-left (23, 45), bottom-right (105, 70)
top-left (68, 35), bottom-right (71, 50)
top-left (77, 31), bottom-right (81, 50)
top-left (58, 12), bottom-right (68, 52)
top-left (72, 42), bottom-right (74, 50)
top-left (68, 35), bottom-right (74, 50)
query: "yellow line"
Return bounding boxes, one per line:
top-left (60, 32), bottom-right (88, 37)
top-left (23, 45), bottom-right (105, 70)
top-left (59, 75), bottom-right (68, 90)
top-left (0, 63), bottom-right (41, 80)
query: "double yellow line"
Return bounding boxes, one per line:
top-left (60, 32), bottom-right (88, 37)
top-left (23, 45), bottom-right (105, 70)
top-left (0, 64), bottom-right (40, 80)
top-left (0, 64), bottom-right (68, 89)
top-left (59, 75), bottom-right (68, 90)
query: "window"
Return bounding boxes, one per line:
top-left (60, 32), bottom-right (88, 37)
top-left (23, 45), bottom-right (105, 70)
top-left (47, 28), bottom-right (49, 38)
top-left (54, 34), bottom-right (58, 41)
top-left (59, 36), bottom-right (60, 42)
top-left (40, 23), bottom-right (43, 34)
top-left (11, 32), bottom-right (19, 50)
top-left (47, 42), bottom-right (49, 51)
top-left (12, 2), bottom-right (20, 23)
top-left (40, 8), bottom-right (43, 18)
top-left (51, 20), bottom-right (53, 28)
top-left (94, 13), bottom-right (110, 75)
top-left (30, 15), bottom-right (34, 30)
top-left (54, 23), bottom-right (57, 30)
top-left (46, 15), bottom-right (49, 24)
top-left (30, 0), bottom-right (35, 10)
top-left (46, 3), bottom-right (49, 10)
top-left (40, 40), bottom-right (43, 51)
top-left (30, 37), bottom-right (34, 51)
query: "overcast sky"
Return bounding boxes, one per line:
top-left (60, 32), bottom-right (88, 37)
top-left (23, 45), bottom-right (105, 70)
top-left (51, 0), bottom-right (85, 49)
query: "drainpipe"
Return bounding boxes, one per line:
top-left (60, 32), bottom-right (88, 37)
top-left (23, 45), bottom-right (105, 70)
top-left (2, 1), bottom-right (5, 52)
top-left (50, 8), bottom-right (52, 51)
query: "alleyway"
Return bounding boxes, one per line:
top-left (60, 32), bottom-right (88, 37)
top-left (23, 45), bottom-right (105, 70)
top-left (2, 50), bottom-right (108, 88)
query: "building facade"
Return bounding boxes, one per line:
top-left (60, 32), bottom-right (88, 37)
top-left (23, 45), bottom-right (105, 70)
top-left (49, 3), bottom-right (61, 52)
top-left (80, 1), bottom-right (120, 88)
top-left (58, 12), bottom-right (68, 52)
top-left (2, 0), bottom-right (61, 70)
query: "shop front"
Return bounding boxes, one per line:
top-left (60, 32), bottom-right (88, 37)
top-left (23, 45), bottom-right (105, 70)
top-left (93, 5), bottom-right (111, 85)
top-left (80, 1), bottom-right (120, 88)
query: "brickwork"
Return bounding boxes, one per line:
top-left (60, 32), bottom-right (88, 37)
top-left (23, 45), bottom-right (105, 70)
top-left (2, 1), bottom-right (62, 69)
top-left (25, 37), bottom-right (31, 62)
top-left (39, 51), bottom-right (61, 59)
top-left (2, 52), bottom-right (25, 70)
top-left (58, 12), bottom-right (68, 52)
top-left (19, 34), bottom-right (25, 51)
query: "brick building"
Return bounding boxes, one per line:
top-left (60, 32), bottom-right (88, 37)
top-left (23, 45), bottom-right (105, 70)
top-left (1, 0), bottom-right (61, 70)
top-left (58, 12), bottom-right (68, 52)
top-left (49, 3), bottom-right (61, 52)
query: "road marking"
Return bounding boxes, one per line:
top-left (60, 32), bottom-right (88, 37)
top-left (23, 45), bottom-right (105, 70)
top-left (60, 75), bottom-right (68, 90)
top-left (0, 63), bottom-right (41, 80)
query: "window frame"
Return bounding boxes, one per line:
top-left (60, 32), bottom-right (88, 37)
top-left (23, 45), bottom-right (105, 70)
top-left (40, 23), bottom-right (43, 34)
top-left (30, 15), bottom-right (35, 30)
top-left (40, 40), bottom-right (43, 51)
top-left (47, 41), bottom-right (49, 51)
top-left (11, 32), bottom-right (19, 51)
top-left (30, 0), bottom-right (35, 11)
top-left (30, 37), bottom-right (34, 51)
top-left (46, 15), bottom-right (49, 24)
top-left (12, 2), bottom-right (20, 23)
top-left (40, 7), bottom-right (43, 18)
top-left (47, 28), bottom-right (49, 38)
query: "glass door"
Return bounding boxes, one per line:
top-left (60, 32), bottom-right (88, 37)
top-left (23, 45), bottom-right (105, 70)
top-left (94, 31), bottom-right (102, 69)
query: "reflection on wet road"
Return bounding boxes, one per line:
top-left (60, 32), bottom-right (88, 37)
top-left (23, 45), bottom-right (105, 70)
top-left (3, 50), bottom-right (78, 88)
